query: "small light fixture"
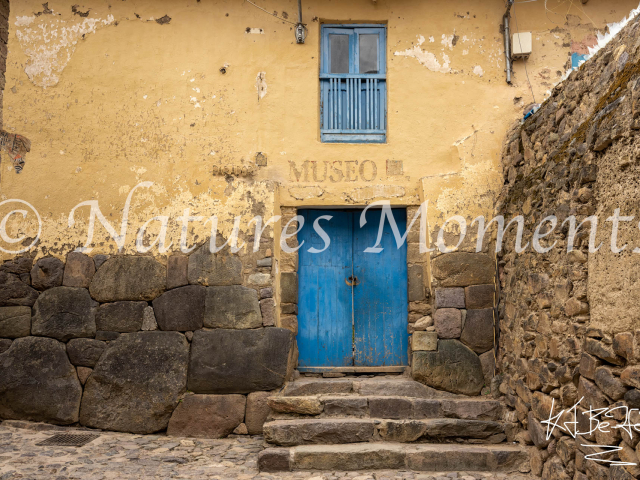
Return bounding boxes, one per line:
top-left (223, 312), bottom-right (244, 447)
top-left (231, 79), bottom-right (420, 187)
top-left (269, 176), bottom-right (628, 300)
top-left (295, 0), bottom-right (306, 44)
top-left (295, 23), bottom-right (306, 44)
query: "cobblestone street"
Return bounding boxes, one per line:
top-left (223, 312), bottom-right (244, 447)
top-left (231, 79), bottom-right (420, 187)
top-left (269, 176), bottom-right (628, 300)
top-left (0, 422), bottom-right (535, 480)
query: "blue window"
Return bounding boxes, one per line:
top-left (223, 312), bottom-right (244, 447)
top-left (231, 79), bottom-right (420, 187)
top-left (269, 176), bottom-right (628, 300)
top-left (320, 25), bottom-right (387, 144)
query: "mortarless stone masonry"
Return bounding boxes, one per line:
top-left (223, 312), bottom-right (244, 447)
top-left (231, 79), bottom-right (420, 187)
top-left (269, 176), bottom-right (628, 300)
top-left (0, 237), bottom-right (288, 436)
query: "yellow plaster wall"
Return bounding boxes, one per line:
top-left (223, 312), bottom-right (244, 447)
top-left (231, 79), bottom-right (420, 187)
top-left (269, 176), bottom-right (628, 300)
top-left (0, 0), bottom-right (637, 258)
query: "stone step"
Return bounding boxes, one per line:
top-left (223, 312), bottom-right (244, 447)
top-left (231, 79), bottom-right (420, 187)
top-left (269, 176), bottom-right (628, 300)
top-left (263, 417), bottom-right (506, 446)
top-left (268, 395), bottom-right (504, 421)
top-left (258, 443), bottom-right (530, 472)
top-left (282, 377), bottom-right (460, 398)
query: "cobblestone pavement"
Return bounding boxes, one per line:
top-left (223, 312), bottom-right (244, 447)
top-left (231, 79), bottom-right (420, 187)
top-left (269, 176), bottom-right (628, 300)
top-left (0, 422), bottom-right (535, 480)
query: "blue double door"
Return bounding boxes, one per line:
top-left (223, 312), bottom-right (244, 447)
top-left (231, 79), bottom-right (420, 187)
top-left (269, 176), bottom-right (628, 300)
top-left (297, 208), bottom-right (408, 369)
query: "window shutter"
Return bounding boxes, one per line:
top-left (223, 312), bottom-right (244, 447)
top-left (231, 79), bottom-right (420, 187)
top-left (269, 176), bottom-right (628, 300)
top-left (320, 25), bottom-right (387, 143)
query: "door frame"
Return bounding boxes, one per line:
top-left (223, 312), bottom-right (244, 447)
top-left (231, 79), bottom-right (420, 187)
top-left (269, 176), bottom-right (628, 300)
top-left (278, 205), bottom-right (427, 374)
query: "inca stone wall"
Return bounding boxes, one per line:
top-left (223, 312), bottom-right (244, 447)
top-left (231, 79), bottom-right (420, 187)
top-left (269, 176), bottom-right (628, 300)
top-left (0, 241), bottom-right (293, 436)
top-left (412, 248), bottom-right (497, 397)
top-left (496, 14), bottom-right (640, 480)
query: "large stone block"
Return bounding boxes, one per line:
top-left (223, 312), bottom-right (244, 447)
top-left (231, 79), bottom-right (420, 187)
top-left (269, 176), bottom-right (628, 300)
top-left (268, 396), bottom-right (324, 415)
top-left (245, 391), bottom-right (272, 434)
top-left (258, 448), bottom-right (292, 472)
top-left (281, 314), bottom-right (298, 334)
top-left (153, 285), bottom-right (205, 331)
top-left (407, 264), bottom-right (425, 302)
top-left (66, 338), bottom-right (106, 367)
top-left (434, 308), bottom-right (462, 339)
top-left (166, 255), bottom-right (189, 290)
top-left (79, 332), bottom-right (189, 433)
top-left (324, 397), bottom-right (368, 417)
top-left (460, 308), bottom-right (494, 354)
top-left (610, 465), bottom-right (638, 480)
top-left (96, 331), bottom-right (120, 341)
top-left (412, 331), bottom-right (437, 351)
top-left (579, 353), bottom-right (602, 380)
top-left (0, 256), bottom-right (34, 276)
top-left (625, 389), bottom-right (640, 408)
top-left (187, 253), bottom-right (242, 286)
top-left (0, 306), bottom-right (30, 338)
top-left (280, 272), bottom-right (298, 304)
top-left (584, 338), bottom-right (624, 365)
top-left (614, 332), bottom-right (635, 361)
top-left (465, 284), bottom-right (495, 309)
top-left (63, 252), bottom-right (95, 288)
top-left (578, 377), bottom-right (608, 410)
top-left (412, 339), bottom-right (484, 395)
top-left (432, 252), bottom-right (494, 287)
top-left (479, 350), bottom-right (495, 385)
top-left (0, 272), bottom-right (38, 307)
top-left (260, 298), bottom-right (276, 326)
top-left (89, 256), bottom-right (166, 302)
top-left (167, 394), bottom-right (245, 438)
top-left (594, 366), bottom-right (627, 401)
top-left (621, 366), bottom-right (640, 389)
top-left (30, 257), bottom-right (64, 290)
top-left (264, 418), bottom-right (375, 446)
top-left (187, 328), bottom-right (292, 394)
top-left (0, 336), bottom-right (82, 424)
top-left (31, 287), bottom-right (96, 341)
top-left (204, 286), bottom-right (261, 329)
top-left (95, 301), bottom-right (146, 332)
top-left (527, 412), bottom-right (551, 448)
top-left (0, 339), bottom-right (11, 354)
top-left (435, 288), bottom-right (465, 309)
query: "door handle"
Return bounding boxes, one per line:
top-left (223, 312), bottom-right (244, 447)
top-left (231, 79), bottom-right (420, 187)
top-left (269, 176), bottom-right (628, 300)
top-left (345, 275), bottom-right (360, 287)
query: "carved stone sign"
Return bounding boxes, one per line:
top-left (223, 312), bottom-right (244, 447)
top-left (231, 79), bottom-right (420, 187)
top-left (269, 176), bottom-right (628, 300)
top-left (289, 160), bottom-right (378, 183)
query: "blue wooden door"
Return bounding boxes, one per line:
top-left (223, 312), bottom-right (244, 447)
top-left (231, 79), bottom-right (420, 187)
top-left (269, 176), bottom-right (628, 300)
top-left (353, 209), bottom-right (408, 366)
top-left (298, 210), bottom-right (354, 368)
top-left (297, 209), bottom-right (408, 369)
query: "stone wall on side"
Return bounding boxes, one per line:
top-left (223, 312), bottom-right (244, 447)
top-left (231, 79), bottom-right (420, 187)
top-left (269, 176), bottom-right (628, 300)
top-left (496, 14), bottom-right (640, 480)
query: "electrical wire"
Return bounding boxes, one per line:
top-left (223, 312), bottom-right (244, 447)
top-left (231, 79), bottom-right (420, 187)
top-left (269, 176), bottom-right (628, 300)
top-left (512, 2), bottom-right (537, 104)
top-left (244, 0), bottom-right (298, 25)
top-left (544, 0), bottom-right (567, 25)
top-left (575, 0), bottom-right (597, 27)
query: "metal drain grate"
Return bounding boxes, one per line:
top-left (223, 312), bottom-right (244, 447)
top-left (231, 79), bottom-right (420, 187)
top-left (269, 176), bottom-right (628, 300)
top-left (36, 433), bottom-right (99, 447)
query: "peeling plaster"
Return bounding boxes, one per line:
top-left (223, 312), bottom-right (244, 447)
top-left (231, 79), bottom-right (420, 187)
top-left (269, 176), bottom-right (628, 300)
top-left (15, 16), bottom-right (35, 27)
top-left (395, 35), bottom-right (451, 74)
top-left (47, 179), bottom-right (277, 258)
top-left (441, 33), bottom-right (455, 50)
top-left (15, 14), bottom-right (115, 87)
top-left (427, 160), bottom-right (501, 225)
top-left (473, 65), bottom-right (484, 77)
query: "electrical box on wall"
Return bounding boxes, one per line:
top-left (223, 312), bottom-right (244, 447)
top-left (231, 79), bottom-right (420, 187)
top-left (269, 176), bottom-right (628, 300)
top-left (512, 32), bottom-right (532, 57)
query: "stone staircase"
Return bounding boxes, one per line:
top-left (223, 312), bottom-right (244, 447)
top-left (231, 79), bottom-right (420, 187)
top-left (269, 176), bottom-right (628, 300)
top-left (258, 376), bottom-right (529, 473)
